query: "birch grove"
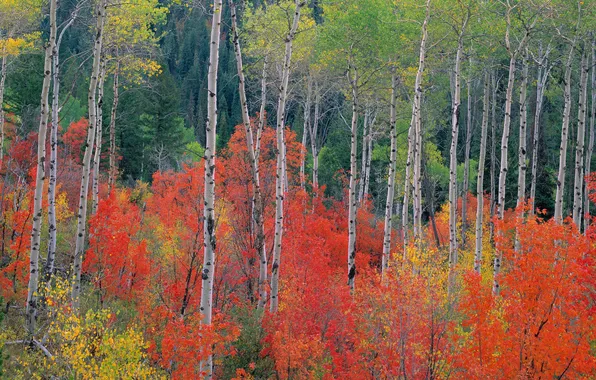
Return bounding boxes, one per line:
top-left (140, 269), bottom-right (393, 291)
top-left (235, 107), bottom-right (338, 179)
top-left (573, 42), bottom-right (588, 226)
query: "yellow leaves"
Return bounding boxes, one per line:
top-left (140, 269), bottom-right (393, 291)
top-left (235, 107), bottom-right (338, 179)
top-left (0, 32), bottom-right (39, 57)
top-left (55, 191), bottom-right (74, 222)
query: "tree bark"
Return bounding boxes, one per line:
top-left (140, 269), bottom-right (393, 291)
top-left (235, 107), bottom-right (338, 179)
top-left (347, 68), bottom-right (358, 291)
top-left (475, 71), bottom-right (490, 273)
top-left (0, 55), bottom-right (6, 164)
top-left (530, 44), bottom-right (550, 216)
top-left (402, 112), bottom-right (415, 256)
top-left (489, 72), bottom-right (497, 224)
top-left (554, 42), bottom-right (576, 224)
top-left (310, 81), bottom-right (320, 190)
top-left (108, 61), bottom-right (119, 194)
top-left (92, 59), bottom-right (106, 215)
top-left (358, 108), bottom-right (369, 204)
top-left (412, 0), bottom-right (430, 243)
top-left (300, 75), bottom-right (311, 190)
top-left (584, 37), bottom-right (596, 233)
top-left (573, 42), bottom-right (588, 227)
top-left (449, 35), bottom-right (464, 269)
top-left (27, 0), bottom-right (57, 336)
top-left (382, 71), bottom-right (397, 276)
top-left (270, 0), bottom-right (303, 313)
top-left (230, 0), bottom-right (267, 310)
top-left (199, 0), bottom-right (223, 376)
top-left (462, 67), bottom-right (473, 247)
top-left (72, 0), bottom-right (107, 309)
top-left (516, 51), bottom-right (529, 211)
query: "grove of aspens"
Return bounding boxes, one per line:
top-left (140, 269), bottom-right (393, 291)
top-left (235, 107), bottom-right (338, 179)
top-left (0, 0), bottom-right (595, 378)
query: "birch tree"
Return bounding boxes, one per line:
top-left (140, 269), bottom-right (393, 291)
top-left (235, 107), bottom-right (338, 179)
top-left (572, 41), bottom-right (588, 226)
top-left (382, 70), bottom-right (397, 275)
top-left (474, 71), bottom-right (489, 273)
top-left (270, 0), bottom-right (304, 313)
top-left (529, 43), bottom-right (552, 216)
top-left (26, 0), bottom-right (56, 336)
top-left (516, 51), bottom-right (529, 209)
top-left (584, 37), bottom-right (595, 233)
top-left (199, 0), bottom-right (223, 376)
top-left (72, 0), bottom-right (108, 308)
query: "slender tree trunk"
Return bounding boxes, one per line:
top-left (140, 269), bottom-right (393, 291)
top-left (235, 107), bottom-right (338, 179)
top-left (462, 71), bottom-right (473, 247)
top-left (310, 82), bottom-right (320, 190)
top-left (412, 0), bottom-right (430, 243)
top-left (358, 108), bottom-right (369, 204)
top-left (256, 58), bottom-right (267, 164)
top-left (382, 71), bottom-right (397, 275)
top-left (72, 0), bottom-right (106, 309)
top-left (0, 55), bottom-right (6, 164)
top-left (300, 75), bottom-right (311, 190)
top-left (363, 113), bottom-right (374, 200)
top-left (92, 60), bottom-right (106, 215)
top-left (573, 42), bottom-right (588, 226)
top-left (108, 62), bottom-right (119, 194)
top-left (449, 39), bottom-right (463, 269)
top-left (555, 43), bottom-right (576, 224)
top-left (199, 0), bottom-right (223, 377)
top-left (489, 72), bottom-right (497, 223)
top-left (402, 114), bottom-right (414, 255)
top-left (516, 51), bottom-right (529, 212)
top-left (584, 38), bottom-right (596, 233)
top-left (530, 45), bottom-right (550, 216)
top-left (27, 0), bottom-right (57, 336)
top-left (270, 0), bottom-right (303, 313)
top-left (230, 0), bottom-right (267, 310)
top-left (347, 68), bottom-right (358, 291)
top-left (475, 71), bottom-right (490, 273)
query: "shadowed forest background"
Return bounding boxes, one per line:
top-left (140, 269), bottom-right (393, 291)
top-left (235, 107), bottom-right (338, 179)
top-left (0, 0), bottom-right (595, 378)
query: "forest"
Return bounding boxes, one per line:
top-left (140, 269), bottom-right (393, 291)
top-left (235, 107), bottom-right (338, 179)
top-left (0, 0), bottom-right (595, 378)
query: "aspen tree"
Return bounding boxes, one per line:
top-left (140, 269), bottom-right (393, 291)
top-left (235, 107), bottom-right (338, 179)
top-left (554, 42), bottom-right (576, 224)
top-left (573, 42), bottom-right (588, 226)
top-left (494, 5), bottom-right (535, 293)
top-left (92, 60), bottom-right (106, 215)
top-left (584, 37), bottom-right (595, 233)
top-left (230, 0), bottom-right (267, 310)
top-left (448, 14), bottom-right (468, 268)
top-left (412, 0), bottom-right (431, 243)
top-left (300, 75), bottom-right (312, 190)
top-left (108, 61), bottom-right (119, 193)
top-left (516, 51), bottom-right (529, 209)
top-left (72, 0), bottom-right (107, 308)
top-left (489, 72), bottom-right (498, 223)
top-left (27, 0), bottom-right (56, 336)
top-left (363, 111), bottom-right (374, 200)
top-left (358, 108), bottom-right (369, 204)
top-left (199, 0), bottom-right (223, 376)
top-left (45, 3), bottom-right (79, 285)
top-left (382, 70), bottom-right (397, 275)
top-left (474, 71), bottom-right (489, 273)
top-left (461, 73), bottom-right (472, 247)
top-left (309, 81), bottom-right (320, 190)
top-left (270, 0), bottom-right (304, 312)
top-left (530, 43), bottom-right (551, 216)
top-left (347, 66), bottom-right (358, 290)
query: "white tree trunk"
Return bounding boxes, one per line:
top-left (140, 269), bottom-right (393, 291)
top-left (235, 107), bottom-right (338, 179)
top-left (462, 72), bottom-right (472, 247)
top-left (0, 55), bottom-right (6, 163)
top-left (573, 42), bottom-right (588, 226)
top-left (347, 69), bottom-right (358, 290)
top-left (72, 0), bottom-right (107, 309)
top-left (270, 0), bottom-right (303, 313)
top-left (27, 0), bottom-right (57, 336)
top-left (382, 71), bottom-right (397, 275)
top-left (230, 0), bottom-right (267, 310)
top-left (199, 0), bottom-right (223, 377)
top-left (475, 71), bottom-right (489, 273)
top-left (554, 43), bottom-right (576, 224)
top-left (256, 58), bottom-right (267, 164)
top-left (449, 41), bottom-right (463, 268)
top-left (402, 113), bottom-right (415, 256)
top-left (530, 44), bottom-right (550, 216)
top-left (358, 108), bottom-right (369, 204)
top-left (363, 113), bottom-right (374, 200)
top-left (310, 82), bottom-right (320, 190)
top-left (92, 60), bottom-right (106, 215)
top-left (300, 76), bottom-right (312, 190)
top-left (516, 51), bottom-right (529, 209)
top-left (412, 0), bottom-right (430, 242)
top-left (108, 62), bottom-right (119, 194)
top-left (489, 72), bottom-right (497, 223)
top-left (584, 38), bottom-right (596, 233)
